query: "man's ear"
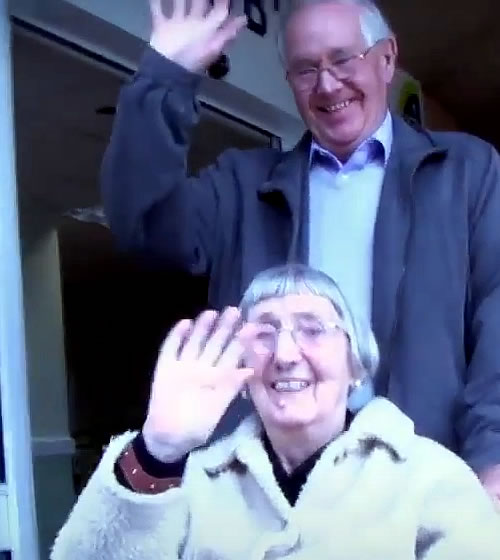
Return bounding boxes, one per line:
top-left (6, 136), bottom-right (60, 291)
top-left (382, 36), bottom-right (398, 83)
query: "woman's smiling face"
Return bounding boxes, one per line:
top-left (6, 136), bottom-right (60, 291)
top-left (245, 293), bottom-right (353, 432)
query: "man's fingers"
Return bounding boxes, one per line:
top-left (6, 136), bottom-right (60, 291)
top-left (180, 310), bottom-right (218, 360)
top-left (207, 0), bottom-right (231, 29)
top-left (224, 15), bottom-right (248, 34)
top-left (158, 318), bottom-right (193, 361)
top-left (211, 0), bottom-right (231, 14)
top-left (199, 307), bottom-right (240, 365)
top-left (149, 0), bottom-right (165, 21)
top-left (207, 15), bottom-right (246, 55)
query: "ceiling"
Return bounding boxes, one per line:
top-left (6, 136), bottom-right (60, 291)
top-left (379, 0), bottom-right (500, 144)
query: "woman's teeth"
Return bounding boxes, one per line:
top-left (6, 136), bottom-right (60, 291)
top-left (272, 380), bottom-right (310, 393)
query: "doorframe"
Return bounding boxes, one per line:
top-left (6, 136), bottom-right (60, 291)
top-left (0, 2), bottom-right (39, 559)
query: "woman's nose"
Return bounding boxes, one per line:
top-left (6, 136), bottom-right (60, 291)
top-left (273, 329), bottom-right (302, 368)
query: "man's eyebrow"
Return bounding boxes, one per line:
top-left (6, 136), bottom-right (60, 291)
top-left (289, 55), bottom-right (318, 66)
top-left (289, 48), bottom-right (355, 68)
top-left (331, 47), bottom-right (352, 55)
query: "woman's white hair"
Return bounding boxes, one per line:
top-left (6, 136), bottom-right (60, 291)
top-left (278, 0), bottom-right (393, 64)
top-left (240, 264), bottom-right (379, 380)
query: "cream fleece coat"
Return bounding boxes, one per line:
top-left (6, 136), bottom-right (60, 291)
top-left (51, 398), bottom-right (500, 559)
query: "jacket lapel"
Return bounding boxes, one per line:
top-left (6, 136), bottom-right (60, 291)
top-left (372, 117), bottom-right (446, 394)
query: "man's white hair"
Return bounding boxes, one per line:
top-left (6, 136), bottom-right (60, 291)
top-left (278, 0), bottom-right (393, 64)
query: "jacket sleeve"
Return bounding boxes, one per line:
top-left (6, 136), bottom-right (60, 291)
top-left (417, 448), bottom-right (500, 559)
top-left (457, 141), bottom-right (500, 473)
top-left (50, 432), bottom-right (190, 560)
top-left (100, 47), bottom-right (236, 274)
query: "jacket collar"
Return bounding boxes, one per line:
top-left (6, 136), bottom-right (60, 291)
top-left (200, 397), bottom-right (415, 476)
top-left (258, 131), bottom-right (312, 200)
top-left (260, 115), bottom-right (447, 197)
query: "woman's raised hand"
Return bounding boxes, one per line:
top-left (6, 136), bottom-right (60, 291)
top-left (142, 307), bottom-right (256, 461)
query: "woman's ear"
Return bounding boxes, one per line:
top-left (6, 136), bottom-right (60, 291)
top-left (347, 373), bottom-right (374, 413)
top-left (347, 349), bottom-right (364, 382)
top-left (346, 351), bottom-right (374, 413)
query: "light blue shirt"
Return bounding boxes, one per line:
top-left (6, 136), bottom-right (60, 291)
top-left (308, 112), bottom-right (393, 326)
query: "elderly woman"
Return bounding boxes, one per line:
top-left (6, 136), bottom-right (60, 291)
top-left (51, 265), bottom-right (499, 559)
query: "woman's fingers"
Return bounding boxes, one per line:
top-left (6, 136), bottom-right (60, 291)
top-left (157, 318), bottom-right (193, 363)
top-left (189, 0), bottom-right (209, 17)
top-left (199, 307), bottom-right (240, 365)
top-left (171, 0), bottom-right (187, 19)
top-left (179, 310), bottom-right (218, 360)
top-left (216, 322), bottom-right (258, 368)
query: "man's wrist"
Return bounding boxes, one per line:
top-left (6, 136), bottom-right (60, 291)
top-left (141, 44), bottom-right (203, 88)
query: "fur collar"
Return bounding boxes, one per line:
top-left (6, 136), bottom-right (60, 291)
top-left (199, 397), bottom-right (415, 475)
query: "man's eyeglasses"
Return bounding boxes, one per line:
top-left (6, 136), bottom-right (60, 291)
top-left (287, 40), bottom-right (383, 91)
top-left (252, 320), bottom-right (346, 353)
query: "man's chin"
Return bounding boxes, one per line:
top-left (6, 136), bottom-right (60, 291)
top-left (318, 132), bottom-right (364, 157)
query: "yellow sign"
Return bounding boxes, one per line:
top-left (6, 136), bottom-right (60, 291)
top-left (398, 78), bottom-right (423, 124)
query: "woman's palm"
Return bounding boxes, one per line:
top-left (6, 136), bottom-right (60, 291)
top-left (143, 309), bottom-right (256, 460)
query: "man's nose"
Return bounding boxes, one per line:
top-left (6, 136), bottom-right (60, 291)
top-left (315, 68), bottom-right (343, 94)
top-left (274, 329), bottom-right (302, 369)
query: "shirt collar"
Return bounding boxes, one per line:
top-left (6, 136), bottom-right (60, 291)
top-left (310, 111), bottom-right (393, 170)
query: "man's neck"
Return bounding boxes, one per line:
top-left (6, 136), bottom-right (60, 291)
top-left (313, 109), bottom-right (390, 163)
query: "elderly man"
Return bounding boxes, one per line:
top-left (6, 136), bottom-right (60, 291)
top-left (101, 0), bottom-right (500, 500)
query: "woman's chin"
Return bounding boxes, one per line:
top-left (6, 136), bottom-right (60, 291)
top-left (265, 407), bottom-right (316, 430)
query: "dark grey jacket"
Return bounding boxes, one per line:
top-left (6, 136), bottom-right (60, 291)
top-left (102, 47), bottom-right (500, 473)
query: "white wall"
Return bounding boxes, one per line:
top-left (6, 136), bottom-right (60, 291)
top-left (10, 0), bottom-right (422, 151)
top-left (22, 229), bottom-right (70, 441)
top-left (21, 222), bottom-right (75, 560)
top-left (11, 0), bottom-right (305, 149)
top-left (65, 0), bottom-right (300, 118)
